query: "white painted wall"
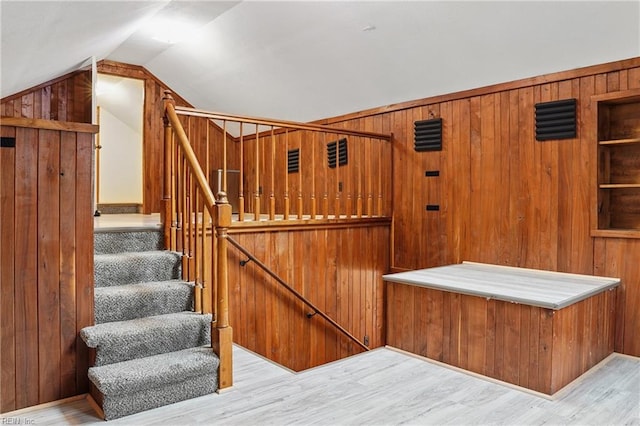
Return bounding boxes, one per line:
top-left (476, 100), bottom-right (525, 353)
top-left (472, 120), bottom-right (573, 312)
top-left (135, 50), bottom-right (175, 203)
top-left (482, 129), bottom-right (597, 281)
top-left (97, 75), bottom-right (144, 204)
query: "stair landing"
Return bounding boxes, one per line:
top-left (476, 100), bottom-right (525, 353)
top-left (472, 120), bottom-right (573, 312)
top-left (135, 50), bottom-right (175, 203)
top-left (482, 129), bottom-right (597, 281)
top-left (94, 213), bottom-right (161, 232)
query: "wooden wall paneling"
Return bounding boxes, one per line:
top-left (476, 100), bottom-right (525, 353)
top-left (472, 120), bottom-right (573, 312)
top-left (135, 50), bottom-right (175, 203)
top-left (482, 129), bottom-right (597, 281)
top-left (74, 131), bottom-right (94, 394)
top-left (229, 225), bottom-right (388, 371)
top-left (595, 238), bottom-right (640, 356)
top-left (0, 126), bottom-right (16, 412)
top-left (525, 306), bottom-right (541, 391)
top-left (324, 228), bottom-right (338, 362)
top-left (37, 129), bottom-right (62, 403)
top-left (0, 70), bottom-right (92, 124)
top-left (14, 127), bottom-right (40, 408)
top-left (59, 131), bottom-right (78, 398)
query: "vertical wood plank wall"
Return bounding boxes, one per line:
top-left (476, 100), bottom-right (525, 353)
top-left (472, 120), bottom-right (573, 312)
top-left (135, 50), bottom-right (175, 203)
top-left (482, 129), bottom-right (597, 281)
top-left (316, 58), bottom-right (640, 357)
top-left (386, 283), bottom-right (616, 394)
top-left (227, 224), bottom-right (390, 371)
top-left (0, 121), bottom-right (95, 413)
top-left (0, 70), bottom-right (92, 123)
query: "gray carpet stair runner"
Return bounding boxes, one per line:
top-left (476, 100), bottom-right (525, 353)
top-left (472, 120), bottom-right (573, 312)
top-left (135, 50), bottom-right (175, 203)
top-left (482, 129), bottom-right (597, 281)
top-left (81, 226), bottom-right (219, 420)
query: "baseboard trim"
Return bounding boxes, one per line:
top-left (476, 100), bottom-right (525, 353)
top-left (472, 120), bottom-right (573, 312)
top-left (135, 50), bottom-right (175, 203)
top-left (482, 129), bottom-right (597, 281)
top-left (0, 394), bottom-right (87, 417)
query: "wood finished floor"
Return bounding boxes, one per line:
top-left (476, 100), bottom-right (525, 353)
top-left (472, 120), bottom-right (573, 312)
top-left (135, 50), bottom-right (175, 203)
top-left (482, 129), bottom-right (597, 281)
top-left (3, 345), bottom-right (638, 425)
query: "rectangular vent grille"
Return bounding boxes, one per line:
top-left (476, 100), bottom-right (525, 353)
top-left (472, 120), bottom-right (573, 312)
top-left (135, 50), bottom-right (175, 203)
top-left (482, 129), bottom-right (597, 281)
top-left (535, 99), bottom-right (577, 141)
top-left (414, 118), bottom-right (442, 152)
top-left (328, 138), bottom-right (348, 168)
top-left (287, 148), bottom-right (300, 173)
top-left (1, 137), bottom-right (16, 148)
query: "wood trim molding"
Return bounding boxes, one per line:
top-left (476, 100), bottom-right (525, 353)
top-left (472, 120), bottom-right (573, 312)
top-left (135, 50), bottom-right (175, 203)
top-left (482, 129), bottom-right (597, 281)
top-left (0, 116), bottom-right (99, 133)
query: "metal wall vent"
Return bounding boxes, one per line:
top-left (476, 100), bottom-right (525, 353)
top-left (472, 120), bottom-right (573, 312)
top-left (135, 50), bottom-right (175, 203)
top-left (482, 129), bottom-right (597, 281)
top-left (287, 148), bottom-right (300, 173)
top-left (414, 118), bottom-right (442, 152)
top-left (535, 98), bottom-right (577, 141)
top-left (328, 138), bottom-right (348, 168)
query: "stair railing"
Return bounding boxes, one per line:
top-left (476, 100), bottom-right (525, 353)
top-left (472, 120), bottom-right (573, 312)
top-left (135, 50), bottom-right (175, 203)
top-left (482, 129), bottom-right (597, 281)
top-left (227, 235), bottom-right (370, 352)
top-left (163, 92), bottom-right (233, 389)
top-left (171, 104), bottom-right (392, 223)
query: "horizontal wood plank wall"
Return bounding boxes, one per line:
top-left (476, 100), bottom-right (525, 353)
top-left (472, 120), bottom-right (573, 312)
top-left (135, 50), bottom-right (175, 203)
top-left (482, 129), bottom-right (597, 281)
top-left (0, 69), bottom-right (92, 124)
top-left (227, 224), bottom-right (389, 371)
top-left (0, 123), bottom-right (94, 413)
top-left (386, 282), bottom-right (616, 395)
top-left (98, 61), bottom-right (240, 214)
top-left (317, 58), bottom-right (640, 357)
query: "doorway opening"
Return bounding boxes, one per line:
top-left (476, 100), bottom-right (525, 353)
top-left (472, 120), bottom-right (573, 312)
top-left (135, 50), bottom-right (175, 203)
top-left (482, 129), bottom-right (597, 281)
top-left (95, 74), bottom-right (144, 214)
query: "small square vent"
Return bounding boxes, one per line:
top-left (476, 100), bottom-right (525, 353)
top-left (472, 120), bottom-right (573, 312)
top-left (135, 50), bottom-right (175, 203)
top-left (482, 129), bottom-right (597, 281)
top-left (287, 148), bottom-right (300, 173)
top-left (535, 98), bottom-right (577, 141)
top-left (328, 138), bottom-right (348, 168)
top-left (414, 118), bottom-right (442, 152)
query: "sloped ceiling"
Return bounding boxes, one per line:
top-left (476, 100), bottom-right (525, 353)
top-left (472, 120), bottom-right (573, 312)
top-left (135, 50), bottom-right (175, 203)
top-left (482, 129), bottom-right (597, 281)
top-left (1, 1), bottom-right (639, 123)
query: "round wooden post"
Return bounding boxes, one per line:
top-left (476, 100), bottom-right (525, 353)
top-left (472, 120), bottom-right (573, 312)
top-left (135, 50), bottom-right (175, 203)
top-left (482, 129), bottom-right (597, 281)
top-left (213, 191), bottom-right (233, 390)
top-left (162, 91), bottom-right (175, 248)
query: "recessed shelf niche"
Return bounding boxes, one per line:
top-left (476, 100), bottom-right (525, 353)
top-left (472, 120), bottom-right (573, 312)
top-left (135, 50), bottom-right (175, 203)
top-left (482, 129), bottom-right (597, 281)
top-left (594, 89), bottom-right (640, 235)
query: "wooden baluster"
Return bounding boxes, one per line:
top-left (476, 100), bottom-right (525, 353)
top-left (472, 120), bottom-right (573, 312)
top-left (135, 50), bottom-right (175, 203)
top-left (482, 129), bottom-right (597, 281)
top-left (377, 138), bottom-right (384, 217)
top-left (297, 130), bottom-right (303, 219)
top-left (284, 130), bottom-right (290, 220)
top-left (269, 127), bottom-right (275, 220)
top-left (213, 192), bottom-right (233, 390)
top-left (366, 137), bottom-right (373, 217)
top-left (254, 124), bottom-right (261, 221)
top-left (181, 155), bottom-right (189, 280)
top-left (162, 105), bottom-right (173, 249)
top-left (345, 135), bottom-right (352, 219)
top-left (223, 120), bottom-right (227, 193)
top-left (334, 133), bottom-right (341, 219)
top-left (194, 190), bottom-right (202, 313)
top-left (322, 132), bottom-right (329, 218)
top-left (238, 123), bottom-right (245, 222)
top-left (357, 136), bottom-right (363, 218)
top-left (203, 206), bottom-right (212, 315)
top-left (311, 131), bottom-right (317, 219)
top-left (176, 149), bottom-right (182, 254)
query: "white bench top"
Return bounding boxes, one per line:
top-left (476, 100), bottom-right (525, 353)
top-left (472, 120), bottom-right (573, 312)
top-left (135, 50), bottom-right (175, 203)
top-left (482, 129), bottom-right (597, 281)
top-left (383, 262), bottom-right (620, 310)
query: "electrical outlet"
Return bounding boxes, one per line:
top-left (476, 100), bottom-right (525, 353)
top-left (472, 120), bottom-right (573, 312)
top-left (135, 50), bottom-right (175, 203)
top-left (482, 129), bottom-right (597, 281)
top-left (338, 182), bottom-right (343, 192)
top-left (363, 335), bottom-right (369, 346)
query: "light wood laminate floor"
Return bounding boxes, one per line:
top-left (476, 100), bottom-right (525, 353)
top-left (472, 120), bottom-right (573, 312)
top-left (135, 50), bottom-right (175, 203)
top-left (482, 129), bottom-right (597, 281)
top-left (3, 345), bottom-right (638, 425)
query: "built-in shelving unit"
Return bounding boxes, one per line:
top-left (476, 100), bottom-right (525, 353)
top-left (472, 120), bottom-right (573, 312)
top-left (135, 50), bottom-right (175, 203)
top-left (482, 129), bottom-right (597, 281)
top-left (593, 89), bottom-right (640, 238)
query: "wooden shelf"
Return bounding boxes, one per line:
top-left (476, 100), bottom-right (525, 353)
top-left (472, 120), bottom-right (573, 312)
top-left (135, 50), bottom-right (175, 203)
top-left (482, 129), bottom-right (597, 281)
top-left (599, 137), bottom-right (640, 146)
top-left (599, 183), bottom-right (640, 189)
top-left (595, 91), bottom-right (640, 235)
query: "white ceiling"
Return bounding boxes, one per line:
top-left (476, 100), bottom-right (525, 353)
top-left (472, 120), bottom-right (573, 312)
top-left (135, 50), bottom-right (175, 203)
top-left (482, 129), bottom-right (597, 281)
top-left (1, 1), bottom-right (639, 123)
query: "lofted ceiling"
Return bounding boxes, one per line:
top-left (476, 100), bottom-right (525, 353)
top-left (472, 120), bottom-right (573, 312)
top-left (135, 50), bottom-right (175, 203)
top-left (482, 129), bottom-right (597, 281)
top-left (1, 1), bottom-right (639, 123)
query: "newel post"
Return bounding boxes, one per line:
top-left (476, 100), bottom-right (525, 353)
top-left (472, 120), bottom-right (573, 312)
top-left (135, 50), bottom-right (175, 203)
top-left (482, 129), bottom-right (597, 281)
top-left (162, 91), bottom-right (175, 249)
top-left (213, 191), bottom-right (233, 390)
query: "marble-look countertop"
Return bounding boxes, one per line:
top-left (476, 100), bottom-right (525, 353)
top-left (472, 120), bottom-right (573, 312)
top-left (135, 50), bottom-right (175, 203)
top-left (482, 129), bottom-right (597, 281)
top-left (383, 261), bottom-right (620, 310)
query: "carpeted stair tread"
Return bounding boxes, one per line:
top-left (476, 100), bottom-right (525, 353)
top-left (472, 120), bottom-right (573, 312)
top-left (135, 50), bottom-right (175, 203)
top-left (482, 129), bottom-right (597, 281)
top-left (94, 280), bottom-right (195, 324)
top-left (89, 346), bottom-right (219, 396)
top-left (81, 312), bottom-right (211, 366)
top-left (89, 347), bottom-right (219, 420)
top-left (94, 229), bottom-right (163, 255)
top-left (94, 250), bottom-right (181, 287)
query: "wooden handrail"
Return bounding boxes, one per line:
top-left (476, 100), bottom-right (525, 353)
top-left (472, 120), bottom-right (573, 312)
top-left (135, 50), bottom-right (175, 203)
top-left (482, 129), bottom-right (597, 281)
top-left (226, 235), bottom-right (370, 352)
top-left (174, 105), bottom-right (392, 141)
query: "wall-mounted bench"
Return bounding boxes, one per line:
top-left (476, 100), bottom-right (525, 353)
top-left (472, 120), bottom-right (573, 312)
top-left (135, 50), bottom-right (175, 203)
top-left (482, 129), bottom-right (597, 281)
top-left (384, 262), bottom-right (620, 395)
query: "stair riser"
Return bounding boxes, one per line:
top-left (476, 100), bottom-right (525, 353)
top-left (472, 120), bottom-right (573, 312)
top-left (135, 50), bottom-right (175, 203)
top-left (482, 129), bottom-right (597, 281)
top-left (94, 282), bottom-right (194, 324)
top-left (94, 252), bottom-right (182, 287)
top-left (94, 230), bottom-right (163, 255)
top-left (101, 375), bottom-right (217, 420)
top-left (83, 314), bottom-right (212, 366)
